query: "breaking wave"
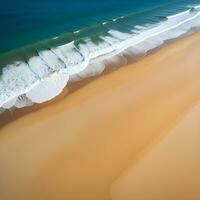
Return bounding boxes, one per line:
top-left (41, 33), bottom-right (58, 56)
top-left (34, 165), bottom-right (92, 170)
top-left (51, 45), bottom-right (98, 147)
top-left (1, 3), bottom-right (200, 109)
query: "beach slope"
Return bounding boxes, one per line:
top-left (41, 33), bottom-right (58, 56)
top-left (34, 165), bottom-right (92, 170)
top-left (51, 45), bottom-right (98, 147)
top-left (1, 32), bottom-right (200, 200)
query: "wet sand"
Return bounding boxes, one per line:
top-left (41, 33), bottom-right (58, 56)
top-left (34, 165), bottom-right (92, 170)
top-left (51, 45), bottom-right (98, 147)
top-left (1, 31), bottom-right (200, 200)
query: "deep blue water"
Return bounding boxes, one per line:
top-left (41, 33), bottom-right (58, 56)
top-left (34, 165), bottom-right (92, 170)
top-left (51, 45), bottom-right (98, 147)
top-left (0, 0), bottom-right (195, 54)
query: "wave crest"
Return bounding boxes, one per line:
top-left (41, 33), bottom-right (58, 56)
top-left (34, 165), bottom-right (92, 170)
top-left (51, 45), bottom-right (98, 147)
top-left (1, 4), bottom-right (200, 109)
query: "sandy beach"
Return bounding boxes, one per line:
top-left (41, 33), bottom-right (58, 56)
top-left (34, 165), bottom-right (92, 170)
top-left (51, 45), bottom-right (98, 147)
top-left (1, 31), bottom-right (200, 200)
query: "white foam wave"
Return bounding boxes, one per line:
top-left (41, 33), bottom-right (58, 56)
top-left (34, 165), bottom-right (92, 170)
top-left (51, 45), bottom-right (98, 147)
top-left (26, 69), bottom-right (69, 103)
top-left (1, 5), bottom-right (200, 109)
top-left (38, 50), bottom-right (66, 70)
top-left (74, 30), bottom-right (80, 34)
top-left (52, 42), bottom-right (87, 75)
top-left (28, 56), bottom-right (51, 78)
top-left (167, 10), bottom-right (191, 19)
top-left (15, 95), bottom-right (34, 108)
top-left (194, 5), bottom-right (200, 9)
top-left (0, 62), bottom-right (38, 108)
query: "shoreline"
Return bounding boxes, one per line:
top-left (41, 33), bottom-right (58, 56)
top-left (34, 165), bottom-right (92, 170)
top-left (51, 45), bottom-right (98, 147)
top-left (0, 30), bottom-right (199, 129)
top-left (1, 4), bottom-right (200, 110)
top-left (1, 30), bottom-right (200, 199)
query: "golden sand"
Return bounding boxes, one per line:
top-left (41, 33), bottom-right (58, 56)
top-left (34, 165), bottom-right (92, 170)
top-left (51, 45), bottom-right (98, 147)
top-left (1, 32), bottom-right (200, 200)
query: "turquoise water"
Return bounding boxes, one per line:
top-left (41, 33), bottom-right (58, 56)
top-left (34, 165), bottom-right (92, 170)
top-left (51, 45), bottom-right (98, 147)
top-left (0, 0), bottom-right (185, 54)
top-left (1, 0), bottom-right (200, 55)
top-left (1, 0), bottom-right (200, 109)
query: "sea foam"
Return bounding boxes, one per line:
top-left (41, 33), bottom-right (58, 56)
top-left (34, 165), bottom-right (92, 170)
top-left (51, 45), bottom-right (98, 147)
top-left (1, 5), bottom-right (200, 110)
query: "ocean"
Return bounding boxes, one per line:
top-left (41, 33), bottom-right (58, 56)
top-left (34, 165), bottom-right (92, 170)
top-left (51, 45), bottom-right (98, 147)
top-left (1, 0), bottom-right (200, 110)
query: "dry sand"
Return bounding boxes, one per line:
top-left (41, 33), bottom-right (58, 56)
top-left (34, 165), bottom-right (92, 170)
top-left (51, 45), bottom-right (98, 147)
top-left (1, 32), bottom-right (200, 200)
